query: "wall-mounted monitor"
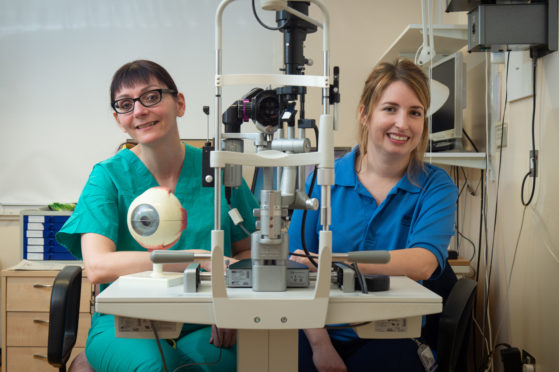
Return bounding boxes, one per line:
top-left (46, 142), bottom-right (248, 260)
top-left (429, 52), bottom-right (467, 152)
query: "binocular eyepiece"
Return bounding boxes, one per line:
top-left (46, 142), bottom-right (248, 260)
top-left (222, 88), bottom-right (280, 133)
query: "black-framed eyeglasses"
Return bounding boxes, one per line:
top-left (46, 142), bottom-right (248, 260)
top-left (112, 89), bottom-right (177, 114)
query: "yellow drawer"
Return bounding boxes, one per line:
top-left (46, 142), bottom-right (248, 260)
top-left (7, 311), bottom-right (90, 347)
top-left (7, 346), bottom-right (85, 371)
top-left (6, 276), bottom-right (91, 312)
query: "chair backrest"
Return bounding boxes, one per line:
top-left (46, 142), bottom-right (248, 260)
top-left (422, 260), bottom-right (458, 348)
top-left (436, 277), bottom-right (477, 372)
top-left (47, 265), bottom-right (83, 372)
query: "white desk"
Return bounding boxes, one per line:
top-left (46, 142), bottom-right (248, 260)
top-left (96, 276), bottom-right (442, 371)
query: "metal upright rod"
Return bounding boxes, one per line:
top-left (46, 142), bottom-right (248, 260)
top-left (312, 0), bottom-right (332, 232)
top-left (214, 50), bottom-right (222, 230)
top-left (309, 0), bottom-right (330, 114)
top-left (214, 0), bottom-right (234, 230)
top-left (323, 50), bottom-right (330, 115)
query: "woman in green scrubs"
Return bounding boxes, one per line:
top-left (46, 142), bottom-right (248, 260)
top-left (57, 60), bottom-right (258, 372)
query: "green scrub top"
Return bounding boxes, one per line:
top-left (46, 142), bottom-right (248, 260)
top-left (56, 143), bottom-right (258, 291)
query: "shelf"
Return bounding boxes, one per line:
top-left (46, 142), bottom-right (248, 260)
top-left (377, 24), bottom-right (468, 64)
top-left (446, 0), bottom-right (479, 13)
top-left (424, 151), bottom-right (487, 169)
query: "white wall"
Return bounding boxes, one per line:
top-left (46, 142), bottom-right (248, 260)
top-left (489, 51), bottom-right (559, 371)
top-left (0, 0), bottom-right (280, 208)
top-left (454, 50), bottom-right (559, 370)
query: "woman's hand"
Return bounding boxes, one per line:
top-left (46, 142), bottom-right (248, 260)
top-left (304, 328), bottom-right (347, 372)
top-left (231, 236), bottom-right (252, 260)
top-left (312, 344), bottom-right (347, 372)
top-left (289, 249), bottom-right (318, 272)
top-left (209, 325), bottom-right (237, 348)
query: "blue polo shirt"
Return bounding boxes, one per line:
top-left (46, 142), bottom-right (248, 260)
top-left (288, 146), bottom-right (457, 340)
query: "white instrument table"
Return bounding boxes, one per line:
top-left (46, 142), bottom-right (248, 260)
top-left (96, 275), bottom-right (442, 371)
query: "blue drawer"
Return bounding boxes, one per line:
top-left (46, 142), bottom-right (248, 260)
top-left (24, 242), bottom-right (69, 253)
top-left (21, 210), bottom-right (75, 261)
top-left (24, 215), bottom-right (71, 224)
top-left (25, 251), bottom-right (77, 260)
top-left (24, 237), bottom-right (68, 248)
top-left (24, 221), bottom-right (67, 232)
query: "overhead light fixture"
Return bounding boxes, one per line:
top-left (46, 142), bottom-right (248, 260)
top-left (415, 0), bottom-right (450, 116)
top-left (416, 0), bottom-right (436, 66)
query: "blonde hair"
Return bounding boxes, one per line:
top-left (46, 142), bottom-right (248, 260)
top-left (357, 58), bottom-right (430, 180)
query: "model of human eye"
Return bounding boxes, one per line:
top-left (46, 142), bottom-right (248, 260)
top-left (127, 187), bottom-right (187, 250)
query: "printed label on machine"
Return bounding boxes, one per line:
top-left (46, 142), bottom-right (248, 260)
top-left (374, 318), bottom-right (408, 332)
top-left (115, 316), bottom-right (182, 339)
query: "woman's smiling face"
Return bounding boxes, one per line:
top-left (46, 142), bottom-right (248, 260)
top-left (361, 80), bottom-right (425, 163)
top-left (113, 78), bottom-right (184, 145)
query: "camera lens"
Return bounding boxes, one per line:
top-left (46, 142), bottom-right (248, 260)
top-left (254, 91), bottom-right (279, 127)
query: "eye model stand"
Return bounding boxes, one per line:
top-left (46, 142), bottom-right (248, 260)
top-left (118, 187), bottom-right (188, 288)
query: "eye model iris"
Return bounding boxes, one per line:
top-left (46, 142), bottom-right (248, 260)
top-left (127, 186), bottom-right (187, 251)
top-left (131, 204), bottom-right (160, 236)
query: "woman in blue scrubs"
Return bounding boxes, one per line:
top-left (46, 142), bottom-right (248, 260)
top-left (57, 60), bottom-right (258, 372)
top-left (289, 58), bottom-right (458, 371)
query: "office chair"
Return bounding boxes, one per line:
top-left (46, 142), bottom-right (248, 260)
top-left (422, 261), bottom-right (477, 372)
top-left (47, 265), bottom-right (83, 372)
top-left (422, 260), bottom-right (458, 348)
top-left (435, 277), bottom-right (477, 372)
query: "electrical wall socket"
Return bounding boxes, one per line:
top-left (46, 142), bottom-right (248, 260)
top-left (529, 150), bottom-right (538, 178)
top-left (500, 347), bottom-right (522, 371)
top-left (495, 122), bottom-right (508, 148)
top-left (522, 349), bottom-right (536, 371)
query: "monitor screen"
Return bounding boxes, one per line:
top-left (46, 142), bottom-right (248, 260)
top-left (432, 58), bottom-right (455, 134)
top-left (429, 52), bottom-right (466, 149)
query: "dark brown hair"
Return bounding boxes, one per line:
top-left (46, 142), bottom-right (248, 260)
top-left (110, 60), bottom-right (178, 104)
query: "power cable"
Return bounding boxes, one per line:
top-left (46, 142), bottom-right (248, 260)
top-left (521, 55), bottom-right (538, 206)
top-left (491, 206), bottom-right (528, 352)
top-left (172, 326), bottom-right (224, 372)
top-left (458, 231), bottom-right (477, 262)
top-left (151, 320), bottom-right (169, 372)
top-left (482, 51), bottom-right (511, 363)
top-left (462, 129), bottom-right (480, 152)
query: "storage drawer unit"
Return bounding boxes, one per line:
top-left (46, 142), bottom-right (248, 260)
top-left (6, 347), bottom-right (85, 371)
top-left (1, 269), bottom-right (92, 371)
top-left (20, 210), bottom-right (76, 260)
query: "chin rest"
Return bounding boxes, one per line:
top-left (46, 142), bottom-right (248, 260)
top-left (47, 265), bottom-right (83, 372)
